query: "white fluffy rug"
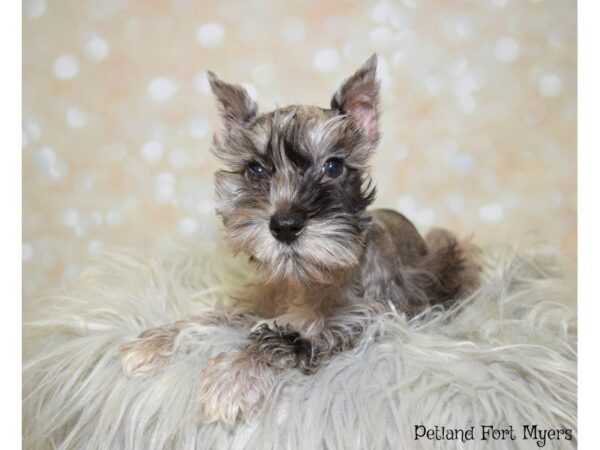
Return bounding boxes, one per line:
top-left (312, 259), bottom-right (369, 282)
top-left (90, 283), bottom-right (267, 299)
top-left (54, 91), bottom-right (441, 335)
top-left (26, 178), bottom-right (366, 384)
top-left (23, 243), bottom-right (577, 450)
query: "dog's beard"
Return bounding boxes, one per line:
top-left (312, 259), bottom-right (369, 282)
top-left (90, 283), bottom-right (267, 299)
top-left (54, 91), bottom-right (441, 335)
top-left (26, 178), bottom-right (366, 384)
top-left (222, 212), bottom-right (366, 285)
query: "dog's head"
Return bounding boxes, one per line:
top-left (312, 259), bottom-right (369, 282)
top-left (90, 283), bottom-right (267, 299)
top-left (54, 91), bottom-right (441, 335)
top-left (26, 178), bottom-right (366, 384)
top-left (209, 55), bottom-right (380, 285)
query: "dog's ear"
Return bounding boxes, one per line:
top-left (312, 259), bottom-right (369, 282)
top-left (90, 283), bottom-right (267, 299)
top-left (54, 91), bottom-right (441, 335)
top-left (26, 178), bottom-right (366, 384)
top-left (330, 54), bottom-right (380, 144)
top-left (207, 71), bottom-right (258, 126)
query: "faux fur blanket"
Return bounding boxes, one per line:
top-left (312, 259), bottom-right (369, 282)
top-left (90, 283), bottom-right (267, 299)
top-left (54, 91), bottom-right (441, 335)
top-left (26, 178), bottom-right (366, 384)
top-left (23, 243), bottom-right (577, 449)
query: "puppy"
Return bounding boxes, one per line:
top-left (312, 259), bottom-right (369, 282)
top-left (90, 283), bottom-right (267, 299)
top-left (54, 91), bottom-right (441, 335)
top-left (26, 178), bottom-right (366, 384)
top-left (119, 54), bottom-right (480, 424)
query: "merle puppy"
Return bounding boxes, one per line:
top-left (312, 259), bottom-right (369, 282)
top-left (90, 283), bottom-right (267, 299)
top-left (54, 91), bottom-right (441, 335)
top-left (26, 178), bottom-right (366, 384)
top-left (119, 54), bottom-right (480, 424)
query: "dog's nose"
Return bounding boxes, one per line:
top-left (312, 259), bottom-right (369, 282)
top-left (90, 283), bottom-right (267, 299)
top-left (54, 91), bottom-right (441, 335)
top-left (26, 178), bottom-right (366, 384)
top-left (269, 213), bottom-right (305, 243)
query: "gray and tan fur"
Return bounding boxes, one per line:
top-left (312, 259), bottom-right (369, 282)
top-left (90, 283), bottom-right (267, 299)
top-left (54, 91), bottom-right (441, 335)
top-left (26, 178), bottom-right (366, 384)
top-left (119, 54), bottom-right (480, 424)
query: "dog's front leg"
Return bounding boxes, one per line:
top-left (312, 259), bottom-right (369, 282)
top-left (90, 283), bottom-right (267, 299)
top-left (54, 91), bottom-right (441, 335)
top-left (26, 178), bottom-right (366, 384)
top-left (197, 323), bottom-right (313, 424)
top-left (197, 307), bottom-right (378, 424)
top-left (118, 308), bottom-right (256, 376)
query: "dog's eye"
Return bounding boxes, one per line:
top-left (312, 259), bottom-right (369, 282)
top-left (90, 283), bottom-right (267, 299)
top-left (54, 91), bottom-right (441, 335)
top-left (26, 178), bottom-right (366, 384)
top-left (247, 161), bottom-right (266, 178)
top-left (323, 158), bottom-right (344, 178)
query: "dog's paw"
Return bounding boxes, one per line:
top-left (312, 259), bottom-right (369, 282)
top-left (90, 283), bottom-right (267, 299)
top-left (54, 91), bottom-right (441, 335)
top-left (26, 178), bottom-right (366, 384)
top-left (118, 324), bottom-right (181, 376)
top-left (197, 350), bottom-right (275, 425)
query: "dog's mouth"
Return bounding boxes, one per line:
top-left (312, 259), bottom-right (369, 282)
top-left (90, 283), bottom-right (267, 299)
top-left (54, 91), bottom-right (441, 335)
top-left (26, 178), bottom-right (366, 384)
top-left (248, 240), bottom-right (301, 266)
top-left (248, 237), bottom-right (351, 286)
top-left (228, 214), bottom-right (366, 285)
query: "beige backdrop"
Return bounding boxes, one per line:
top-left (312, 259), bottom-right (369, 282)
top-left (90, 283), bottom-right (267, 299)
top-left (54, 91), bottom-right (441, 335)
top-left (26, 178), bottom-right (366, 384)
top-left (23, 0), bottom-right (576, 312)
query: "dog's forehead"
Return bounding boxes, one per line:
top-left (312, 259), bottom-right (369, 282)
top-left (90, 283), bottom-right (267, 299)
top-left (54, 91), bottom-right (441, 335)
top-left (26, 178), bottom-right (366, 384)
top-left (247, 105), bottom-right (344, 163)
top-left (257, 105), bottom-right (334, 125)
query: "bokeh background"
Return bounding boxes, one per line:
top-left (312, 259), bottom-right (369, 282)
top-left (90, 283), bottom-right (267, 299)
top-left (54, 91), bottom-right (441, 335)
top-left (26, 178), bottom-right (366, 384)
top-left (23, 0), bottom-right (576, 313)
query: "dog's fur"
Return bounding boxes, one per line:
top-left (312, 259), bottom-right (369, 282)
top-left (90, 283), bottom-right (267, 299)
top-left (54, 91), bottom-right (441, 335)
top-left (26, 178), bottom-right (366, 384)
top-left (118, 54), bottom-right (480, 424)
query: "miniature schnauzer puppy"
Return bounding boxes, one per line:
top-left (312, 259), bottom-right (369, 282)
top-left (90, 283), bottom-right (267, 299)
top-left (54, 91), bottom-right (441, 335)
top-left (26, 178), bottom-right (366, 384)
top-left (119, 54), bottom-right (480, 424)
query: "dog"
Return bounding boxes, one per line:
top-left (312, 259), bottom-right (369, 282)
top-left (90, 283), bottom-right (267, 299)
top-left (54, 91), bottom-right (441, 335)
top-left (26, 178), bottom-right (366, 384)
top-left (118, 54), bottom-right (480, 425)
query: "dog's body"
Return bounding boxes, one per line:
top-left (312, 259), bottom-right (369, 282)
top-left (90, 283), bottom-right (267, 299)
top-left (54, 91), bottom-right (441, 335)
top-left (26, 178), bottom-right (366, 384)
top-left (119, 55), bottom-right (480, 424)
